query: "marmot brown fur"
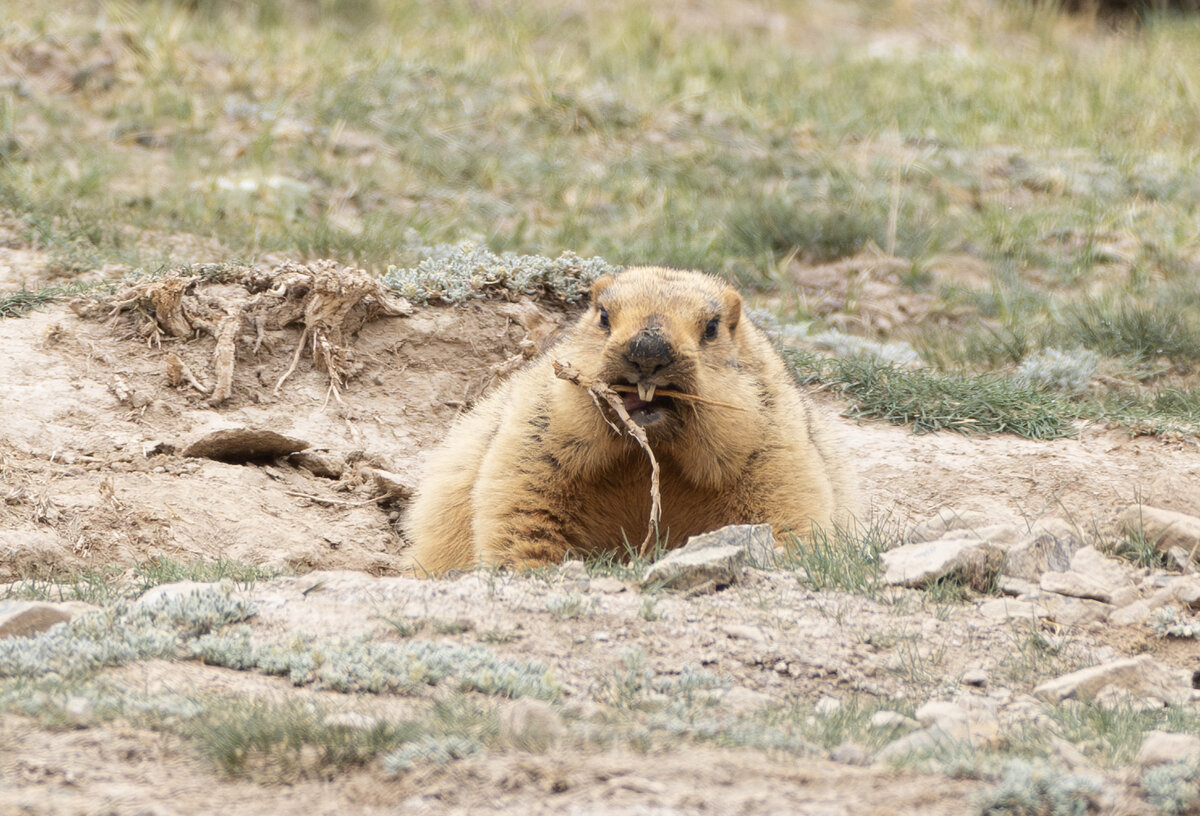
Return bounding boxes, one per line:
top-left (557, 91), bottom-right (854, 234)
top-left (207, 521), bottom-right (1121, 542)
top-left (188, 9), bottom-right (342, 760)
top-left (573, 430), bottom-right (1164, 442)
top-left (405, 266), bottom-right (859, 574)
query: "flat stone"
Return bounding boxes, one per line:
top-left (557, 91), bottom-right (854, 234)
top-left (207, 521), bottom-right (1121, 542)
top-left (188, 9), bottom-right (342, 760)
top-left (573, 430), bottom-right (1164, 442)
top-left (0, 600), bottom-right (76, 638)
top-left (289, 450), bottom-right (346, 479)
top-left (1108, 600), bottom-right (1152, 627)
top-left (641, 526), bottom-right (755, 590)
top-left (684, 524), bottom-right (776, 568)
top-left (961, 668), bottom-right (988, 688)
top-left (1039, 594), bottom-right (1111, 627)
top-left (1038, 546), bottom-right (1133, 603)
top-left (641, 544), bottom-right (744, 591)
top-left (1034, 655), bottom-right (1190, 707)
top-left (1134, 730), bottom-right (1200, 770)
top-left (1122, 505), bottom-right (1200, 556)
top-left (323, 711), bottom-right (381, 732)
top-left (869, 711), bottom-right (919, 732)
top-left (721, 623), bottom-right (767, 642)
top-left (182, 427), bottom-right (309, 462)
top-left (362, 467), bottom-right (415, 501)
top-left (881, 536), bottom-right (1003, 589)
top-left (999, 518), bottom-right (1083, 582)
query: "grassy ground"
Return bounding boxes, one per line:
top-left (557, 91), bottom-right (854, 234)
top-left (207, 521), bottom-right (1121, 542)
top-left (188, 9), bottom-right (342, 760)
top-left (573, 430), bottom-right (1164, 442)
top-left (4, 0), bottom-right (1200, 438)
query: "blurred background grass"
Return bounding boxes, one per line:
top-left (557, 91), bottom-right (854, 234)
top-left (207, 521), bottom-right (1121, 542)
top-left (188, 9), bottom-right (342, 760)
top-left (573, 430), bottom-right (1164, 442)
top-left (3, 0), bottom-right (1200, 434)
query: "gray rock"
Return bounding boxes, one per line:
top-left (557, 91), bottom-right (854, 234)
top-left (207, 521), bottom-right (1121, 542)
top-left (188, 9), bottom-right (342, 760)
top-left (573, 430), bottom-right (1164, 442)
top-left (1039, 547), bottom-right (1133, 604)
top-left (683, 524), bottom-right (776, 568)
top-left (880, 535), bottom-right (1003, 589)
top-left (829, 742), bottom-right (871, 765)
top-left (1121, 505), bottom-right (1200, 557)
top-left (1134, 730), bottom-right (1200, 770)
top-left (289, 449), bottom-right (346, 479)
top-left (961, 668), bottom-right (988, 688)
top-left (641, 526), bottom-right (759, 590)
top-left (0, 600), bottom-right (77, 639)
top-left (1108, 600), bottom-right (1152, 627)
top-left (182, 427), bottom-right (309, 462)
top-left (869, 710), bottom-right (919, 733)
top-left (1039, 594), bottom-right (1111, 627)
top-left (361, 467), bottom-right (415, 501)
top-left (721, 623), bottom-right (767, 642)
top-left (999, 518), bottom-right (1083, 581)
top-left (1034, 655), bottom-right (1190, 707)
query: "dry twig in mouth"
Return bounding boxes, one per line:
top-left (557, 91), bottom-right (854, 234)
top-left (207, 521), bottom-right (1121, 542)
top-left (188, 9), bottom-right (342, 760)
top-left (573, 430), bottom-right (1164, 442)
top-left (607, 383), bottom-right (746, 412)
top-left (553, 360), bottom-right (661, 556)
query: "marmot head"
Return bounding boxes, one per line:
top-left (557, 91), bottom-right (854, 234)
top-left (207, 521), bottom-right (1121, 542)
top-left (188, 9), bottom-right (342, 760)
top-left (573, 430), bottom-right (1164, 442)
top-left (582, 266), bottom-right (746, 437)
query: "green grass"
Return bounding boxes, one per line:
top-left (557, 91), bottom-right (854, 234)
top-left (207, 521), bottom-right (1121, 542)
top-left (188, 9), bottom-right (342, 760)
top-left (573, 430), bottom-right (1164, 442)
top-left (786, 350), bottom-right (1080, 439)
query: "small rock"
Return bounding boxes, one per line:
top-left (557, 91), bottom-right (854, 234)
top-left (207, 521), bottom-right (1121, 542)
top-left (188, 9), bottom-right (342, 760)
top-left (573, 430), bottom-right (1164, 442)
top-left (829, 742), bottom-right (871, 765)
top-left (63, 696), bottom-right (94, 728)
top-left (1135, 730), bottom-right (1200, 771)
top-left (289, 450), bottom-right (346, 479)
top-left (961, 668), bottom-right (988, 688)
top-left (1109, 600), bottom-right (1152, 627)
top-left (682, 524), bottom-right (776, 568)
top-left (1039, 594), bottom-right (1111, 627)
top-left (999, 518), bottom-right (1083, 581)
top-left (997, 576), bottom-right (1040, 597)
top-left (641, 528), bottom-right (747, 591)
top-left (881, 536), bottom-right (1003, 590)
top-left (915, 701), bottom-right (971, 741)
top-left (499, 699), bottom-right (564, 753)
top-left (874, 727), bottom-right (951, 764)
top-left (557, 559), bottom-right (589, 583)
top-left (182, 427), bottom-right (309, 462)
top-left (720, 686), bottom-right (774, 714)
top-left (362, 467), bottom-right (415, 501)
top-left (814, 696), bottom-right (842, 716)
top-left (1039, 547), bottom-right (1133, 603)
top-left (1034, 655), bottom-right (1191, 707)
top-left (0, 600), bottom-right (75, 639)
top-left (1168, 577), bottom-right (1200, 608)
top-left (1121, 505), bottom-right (1200, 557)
top-left (721, 623), bottom-right (767, 643)
top-left (869, 711), bottom-right (919, 733)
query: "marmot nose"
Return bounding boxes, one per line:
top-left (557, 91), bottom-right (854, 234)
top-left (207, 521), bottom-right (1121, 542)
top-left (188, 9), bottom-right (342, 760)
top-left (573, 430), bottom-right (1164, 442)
top-left (625, 329), bottom-right (673, 375)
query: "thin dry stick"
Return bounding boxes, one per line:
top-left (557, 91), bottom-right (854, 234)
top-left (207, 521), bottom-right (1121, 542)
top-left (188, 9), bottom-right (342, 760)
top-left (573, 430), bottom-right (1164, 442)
top-left (164, 352), bottom-right (210, 395)
top-left (208, 307), bottom-right (243, 406)
top-left (553, 360), bottom-right (661, 555)
top-left (607, 383), bottom-right (746, 412)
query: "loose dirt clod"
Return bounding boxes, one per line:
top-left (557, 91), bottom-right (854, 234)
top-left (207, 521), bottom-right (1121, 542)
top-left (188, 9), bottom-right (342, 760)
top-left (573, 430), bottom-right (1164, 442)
top-left (553, 360), bottom-right (661, 555)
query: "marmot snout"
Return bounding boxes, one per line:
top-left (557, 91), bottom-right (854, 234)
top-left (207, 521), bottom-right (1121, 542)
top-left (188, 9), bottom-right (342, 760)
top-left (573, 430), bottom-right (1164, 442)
top-left (405, 266), bottom-right (860, 575)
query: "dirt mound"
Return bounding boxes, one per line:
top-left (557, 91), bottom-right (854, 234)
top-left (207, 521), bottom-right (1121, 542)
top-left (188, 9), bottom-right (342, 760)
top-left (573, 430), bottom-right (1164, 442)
top-left (0, 262), bottom-right (573, 580)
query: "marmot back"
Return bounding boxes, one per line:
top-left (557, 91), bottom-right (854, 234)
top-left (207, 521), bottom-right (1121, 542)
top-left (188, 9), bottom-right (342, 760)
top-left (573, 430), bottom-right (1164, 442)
top-left (405, 266), bottom-right (859, 574)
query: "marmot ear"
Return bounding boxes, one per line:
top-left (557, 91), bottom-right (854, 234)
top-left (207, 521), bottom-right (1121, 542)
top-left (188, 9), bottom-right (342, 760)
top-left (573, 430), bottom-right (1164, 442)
top-left (590, 276), bottom-right (614, 303)
top-left (721, 288), bottom-right (742, 332)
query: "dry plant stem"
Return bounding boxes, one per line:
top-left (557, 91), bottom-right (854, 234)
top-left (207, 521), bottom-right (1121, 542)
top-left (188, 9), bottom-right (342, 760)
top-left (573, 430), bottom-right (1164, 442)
top-left (164, 352), bottom-right (210, 395)
top-left (553, 360), bottom-right (661, 555)
top-left (607, 383), bottom-right (746, 412)
top-left (208, 307), bottom-right (243, 406)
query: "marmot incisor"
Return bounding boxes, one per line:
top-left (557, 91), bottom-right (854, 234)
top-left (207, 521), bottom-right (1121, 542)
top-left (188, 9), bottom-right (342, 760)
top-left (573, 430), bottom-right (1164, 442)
top-left (405, 266), bottom-right (858, 574)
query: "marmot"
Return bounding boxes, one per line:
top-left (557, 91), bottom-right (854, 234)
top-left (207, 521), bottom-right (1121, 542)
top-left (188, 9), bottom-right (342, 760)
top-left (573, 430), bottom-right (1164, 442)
top-left (405, 266), bottom-right (859, 574)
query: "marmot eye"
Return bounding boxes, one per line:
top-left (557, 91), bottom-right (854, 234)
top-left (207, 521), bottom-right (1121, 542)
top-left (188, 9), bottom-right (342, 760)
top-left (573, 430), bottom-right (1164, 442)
top-left (703, 316), bottom-right (720, 341)
top-left (598, 307), bottom-right (610, 330)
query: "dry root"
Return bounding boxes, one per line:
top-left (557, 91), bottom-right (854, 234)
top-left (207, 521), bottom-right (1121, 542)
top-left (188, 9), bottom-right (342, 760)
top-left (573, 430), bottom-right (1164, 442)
top-left (553, 360), bottom-right (661, 556)
top-left (104, 261), bottom-right (412, 407)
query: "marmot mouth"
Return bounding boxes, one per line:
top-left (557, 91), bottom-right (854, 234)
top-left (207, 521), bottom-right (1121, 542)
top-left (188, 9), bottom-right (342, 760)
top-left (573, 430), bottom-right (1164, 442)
top-left (618, 381), bottom-right (678, 424)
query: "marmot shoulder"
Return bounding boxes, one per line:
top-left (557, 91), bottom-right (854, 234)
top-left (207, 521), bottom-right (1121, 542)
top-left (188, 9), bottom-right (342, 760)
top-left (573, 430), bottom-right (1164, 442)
top-left (405, 266), bottom-right (859, 574)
